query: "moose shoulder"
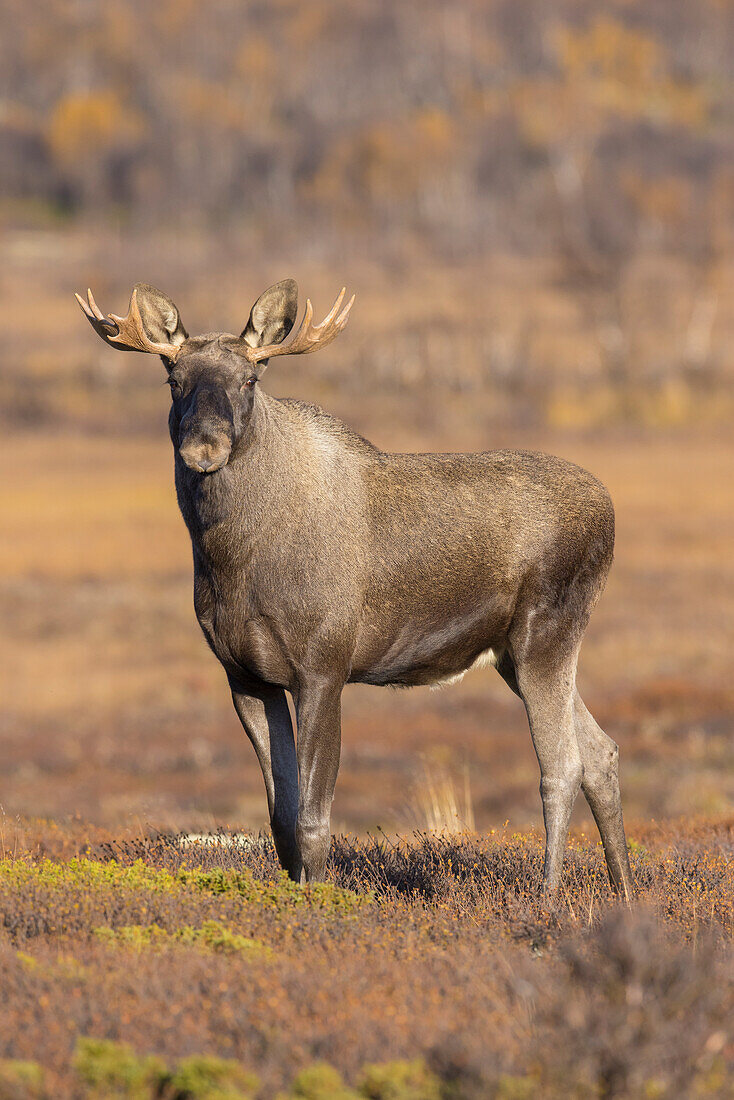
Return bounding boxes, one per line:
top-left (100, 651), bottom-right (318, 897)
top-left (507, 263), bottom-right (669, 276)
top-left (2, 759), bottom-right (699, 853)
top-left (77, 279), bottom-right (633, 898)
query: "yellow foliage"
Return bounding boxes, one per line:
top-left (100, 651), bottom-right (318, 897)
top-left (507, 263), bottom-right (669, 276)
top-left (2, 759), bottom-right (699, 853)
top-left (638, 379), bottom-right (694, 428)
top-left (48, 91), bottom-right (145, 165)
top-left (557, 16), bottom-right (663, 91)
top-left (414, 106), bottom-right (454, 150)
top-left (514, 17), bottom-right (710, 148)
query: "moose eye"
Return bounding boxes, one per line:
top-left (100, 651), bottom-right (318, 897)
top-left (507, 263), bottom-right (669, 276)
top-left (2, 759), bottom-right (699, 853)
top-left (168, 377), bottom-right (181, 394)
top-left (243, 376), bottom-right (257, 389)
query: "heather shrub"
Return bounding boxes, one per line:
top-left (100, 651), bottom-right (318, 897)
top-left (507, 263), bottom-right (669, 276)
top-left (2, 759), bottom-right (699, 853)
top-left (177, 921), bottom-right (269, 957)
top-left (534, 908), bottom-right (730, 1098)
top-left (0, 854), bottom-right (372, 946)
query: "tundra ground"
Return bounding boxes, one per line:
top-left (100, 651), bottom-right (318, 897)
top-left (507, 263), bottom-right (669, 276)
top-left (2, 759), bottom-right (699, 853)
top-left (0, 817), bottom-right (732, 1099)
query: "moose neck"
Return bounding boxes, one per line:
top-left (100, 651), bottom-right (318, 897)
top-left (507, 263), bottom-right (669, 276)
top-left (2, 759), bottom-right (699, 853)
top-left (173, 388), bottom-right (290, 555)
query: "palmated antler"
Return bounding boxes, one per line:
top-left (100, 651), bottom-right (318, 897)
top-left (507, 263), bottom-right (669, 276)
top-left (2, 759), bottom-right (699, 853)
top-left (75, 287), bottom-right (182, 360)
top-left (245, 287), bottom-right (355, 365)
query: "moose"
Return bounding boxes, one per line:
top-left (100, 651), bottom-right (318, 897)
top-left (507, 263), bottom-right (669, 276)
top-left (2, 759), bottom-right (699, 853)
top-left (76, 279), bottom-right (633, 897)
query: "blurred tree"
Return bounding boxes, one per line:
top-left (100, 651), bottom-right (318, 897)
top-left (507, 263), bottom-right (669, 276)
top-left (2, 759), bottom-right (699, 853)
top-left (48, 90), bottom-right (146, 209)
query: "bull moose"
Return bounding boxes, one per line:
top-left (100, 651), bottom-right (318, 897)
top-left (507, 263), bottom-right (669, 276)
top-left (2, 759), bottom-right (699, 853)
top-left (77, 279), bottom-right (633, 897)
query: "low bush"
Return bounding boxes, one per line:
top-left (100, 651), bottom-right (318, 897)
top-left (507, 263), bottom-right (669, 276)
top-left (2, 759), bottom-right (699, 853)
top-left (358, 1060), bottom-right (441, 1100)
top-left (73, 1039), bottom-right (167, 1099)
top-left (166, 1054), bottom-right (259, 1099)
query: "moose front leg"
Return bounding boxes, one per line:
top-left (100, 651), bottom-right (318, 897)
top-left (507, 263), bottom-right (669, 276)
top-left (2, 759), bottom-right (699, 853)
top-left (229, 674), bottom-right (301, 881)
top-left (294, 676), bottom-right (343, 883)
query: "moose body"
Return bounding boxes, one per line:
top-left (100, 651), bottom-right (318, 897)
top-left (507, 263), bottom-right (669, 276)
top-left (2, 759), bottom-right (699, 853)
top-left (77, 278), bottom-right (633, 896)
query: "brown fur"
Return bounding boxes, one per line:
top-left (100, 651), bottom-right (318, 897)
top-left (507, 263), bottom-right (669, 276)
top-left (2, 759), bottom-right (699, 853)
top-left (78, 279), bottom-right (634, 895)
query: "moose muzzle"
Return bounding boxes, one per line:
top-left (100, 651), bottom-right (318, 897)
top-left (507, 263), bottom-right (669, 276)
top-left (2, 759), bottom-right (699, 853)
top-left (178, 389), bottom-right (233, 474)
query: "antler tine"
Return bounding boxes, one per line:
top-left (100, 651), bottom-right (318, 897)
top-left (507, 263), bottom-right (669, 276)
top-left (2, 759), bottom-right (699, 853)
top-left (75, 289), bottom-right (111, 329)
top-left (287, 297), bottom-right (315, 354)
top-left (75, 288), bottom-right (123, 347)
top-left (75, 287), bottom-right (181, 359)
top-left (247, 288), bottom-right (355, 365)
top-left (336, 292), bottom-right (355, 328)
top-left (314, 286), bottom-right (346, 332)
top-left (87, 288), bottom-right (110, 325)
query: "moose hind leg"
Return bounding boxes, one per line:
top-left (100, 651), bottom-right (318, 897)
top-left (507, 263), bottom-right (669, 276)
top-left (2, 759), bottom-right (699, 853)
top-left (515, 655), bottom-right (584, 893)
top-left (575, 691), bottom-right (634, 898)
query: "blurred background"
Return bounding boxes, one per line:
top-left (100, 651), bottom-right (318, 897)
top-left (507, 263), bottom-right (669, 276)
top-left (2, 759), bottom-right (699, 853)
top-left (0, 0), bottom-right (732, 838)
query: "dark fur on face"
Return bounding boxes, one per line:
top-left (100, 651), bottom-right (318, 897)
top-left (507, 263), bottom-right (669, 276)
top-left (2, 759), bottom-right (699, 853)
top-left (168, 336), bottom-right (259, 473)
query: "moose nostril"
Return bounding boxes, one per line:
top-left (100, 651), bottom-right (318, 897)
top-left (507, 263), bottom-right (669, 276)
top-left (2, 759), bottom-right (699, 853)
top-left (179, 439), bottom-right (230, 473)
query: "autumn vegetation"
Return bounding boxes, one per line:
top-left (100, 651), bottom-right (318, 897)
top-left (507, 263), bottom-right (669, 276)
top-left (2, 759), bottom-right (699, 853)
top-left (0, 817), bottom-right (732, 1098)
top-left (1, 1), bottom-right (733, 1096)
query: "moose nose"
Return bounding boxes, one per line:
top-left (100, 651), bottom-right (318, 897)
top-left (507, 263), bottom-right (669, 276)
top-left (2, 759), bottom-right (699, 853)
top-left (178, 441), bottom-right (231, 474)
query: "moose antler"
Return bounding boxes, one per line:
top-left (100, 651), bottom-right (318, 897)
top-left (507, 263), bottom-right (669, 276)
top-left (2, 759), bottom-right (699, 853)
top-left (75, 287), bottom-right (182, 360)
top-left (245, 287), bottom-right (355, 365)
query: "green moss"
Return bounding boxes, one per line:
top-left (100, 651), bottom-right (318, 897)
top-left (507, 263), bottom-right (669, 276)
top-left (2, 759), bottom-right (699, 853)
top-left (0, 859), bottom-right (369, 915)
top-left (93, 924), bottom-right (171, 950)
top-left (94, 921), bottom-right (271, 957)
top-left (72, 1037), bottom-right (168, 1099)
top-left (176, 921), bottom-right (270, 956)
top-left (281, 1063), bottom-right (360, 1100)
top-left (359, 1060), bottom-right (441, 1100)
top-left (167, 1055), bottom-right (259, 1099)
top-left (0, 1059), bottom-right (45, 1100)
top-left (72, 1043), bottom-right (260, 1100)
top-left (0, 858), bottom-right (179, 894)
top-left (14, 952), bottom-right (39, 971)
top-left (176, 868), bottom-right (370, 914)
top-left (494, 1074), bottom-right (542, 1100)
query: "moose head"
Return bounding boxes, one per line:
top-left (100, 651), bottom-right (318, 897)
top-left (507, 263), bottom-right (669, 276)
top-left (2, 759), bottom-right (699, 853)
top-left (76, 280), bottom-right (354, 474)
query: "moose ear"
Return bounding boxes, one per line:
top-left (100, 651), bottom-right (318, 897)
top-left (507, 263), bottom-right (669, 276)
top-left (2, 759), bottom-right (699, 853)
top-left (241, 279), bottom-right (298, 351)
top-left (133, 283), bottom-right (188, 349)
